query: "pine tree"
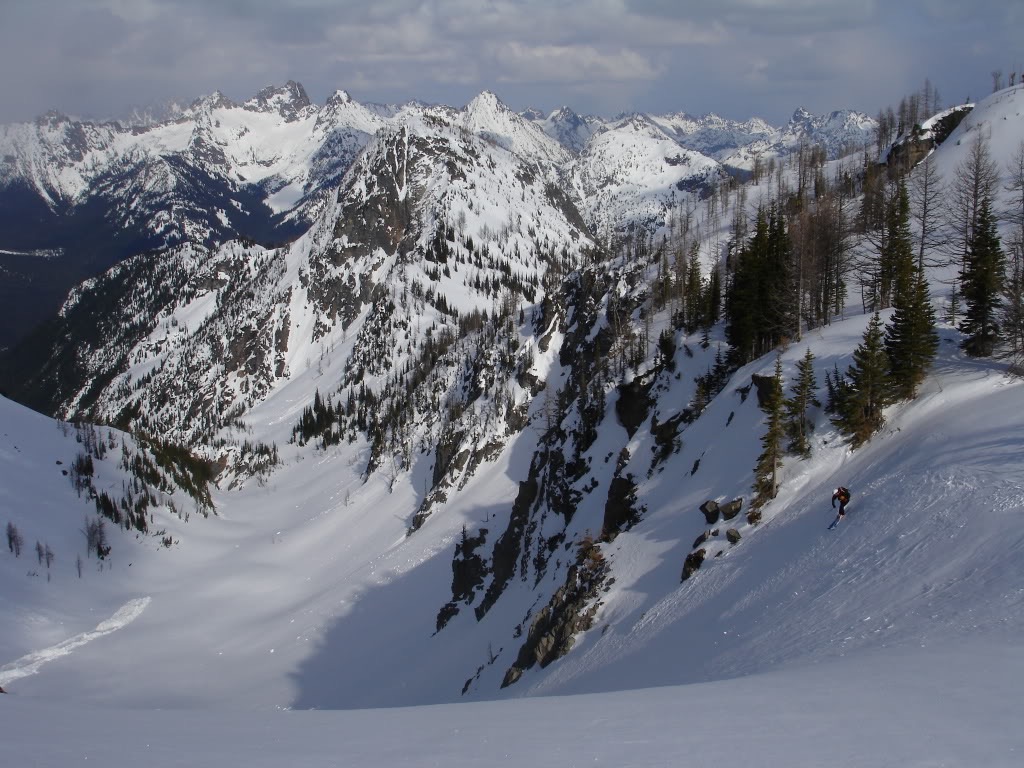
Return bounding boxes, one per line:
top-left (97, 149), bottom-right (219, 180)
top-left (725, 205), bottom-right (796, 364)
top-left (785, 347), bottom-right (820, 458)
top-left (726, 208), bottom-right (769, 363)
top-left (886, 263), bottom-right (939, 399)
top-left (753, 355), bottom-right (786, 507)
top-left (764, 208), bottom-right (797, 344)
top-left (833, 312), bottom-right (891, 447)
top-left (961, 196), bottom-right (1006, 357)
top-left (884, 181), bottom-right (939, 399)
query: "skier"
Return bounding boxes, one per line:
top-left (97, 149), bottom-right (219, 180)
top-left (829, 486), bottom-right (851, 529)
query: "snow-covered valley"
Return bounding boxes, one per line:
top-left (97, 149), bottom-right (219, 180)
top-left (2, 83), bottom-right (1024, 766)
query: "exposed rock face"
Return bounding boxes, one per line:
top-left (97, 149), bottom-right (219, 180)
top-left (751, 373), bottom-right (776, 408)
top-left (436, 527), bottom-right (490, 631)
top-left (726, 528), bottom-right (742, 544)
top-left (886, 105), bottom-right (972, 171)
top-left (501, 540), bottom-right (609, 687)
top-left (681, 548), bottom-right (707, 581)
top-left (615, 376), bottom-right (654, 438)
top-left (601, 474), bottom-right (640, 540)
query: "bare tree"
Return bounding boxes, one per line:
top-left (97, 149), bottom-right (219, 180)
top-left (1002, 142), bottom-right (1024, 369)
top-left (82, 517), bottom-right (109, 559)
top-left (6, 522), bottom-right (24, 557)
top-left (910, 153), bottom-right (948, 270)
top-left (946, 134), bottom-right (1000, 320)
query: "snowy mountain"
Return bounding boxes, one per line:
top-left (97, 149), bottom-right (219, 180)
top-left (570, 112), bottom-right (726, 243)
top-left (3, 84), bottom-right (1023, 765)
top-left (523, 105), bottom-right (604, 154)
top-left (0, 85), bottom-right (875, 349)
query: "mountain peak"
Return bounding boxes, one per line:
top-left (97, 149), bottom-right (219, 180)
top-left (466, 90), bottom-right (509, 115)
top-left (245, 81), bottom-right (311, 121)
top-left (187, 90), bottom-right (237, 114)
top-left (790, 106), bottom-right (814, 124)
top-left (327, 89), bottom-right (353, 106)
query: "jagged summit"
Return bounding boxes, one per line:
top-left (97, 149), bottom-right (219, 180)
top-left (245, 80), bottom-right (312, 120)
top-left (0, 84), bottom-right (880, 348)
top-left (462, 89), bottom-right (570, 164)
top-left (790, 105), bottom-right (815, 124)
top-left (185, 90), bottom-right (238, 115)
top-left (327, 88), bottom-right (353, 105)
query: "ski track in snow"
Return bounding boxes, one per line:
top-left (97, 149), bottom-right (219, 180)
top-left (0, 598), bottom-right (151, 687)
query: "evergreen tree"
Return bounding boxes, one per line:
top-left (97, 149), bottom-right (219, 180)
top-left (884, 181), bottom-right (939, 399)
top-left (833, 313), bottom-right (891, 447)
top-left (764, 208), bottom-right (798, 343)
top-left (753, 355), bottom-right (786, 507)
top-left (885, 262), bottom-right (939, 399)
top-left (785, 347), bottom-right (820, 458)
top-left (961, 196), bottom-right (1006, 357)
top-left (725, 205), bottom-right (796, 364)
top-left (726, 207), bottom-right (769, 363)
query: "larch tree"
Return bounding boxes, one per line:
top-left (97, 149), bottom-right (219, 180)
top-left (909, 152), bottom-right (947, 271)
top-left (1002, 142), bottom-right (1024, 369)
top-left (947, 135), bottom-right (999, 322)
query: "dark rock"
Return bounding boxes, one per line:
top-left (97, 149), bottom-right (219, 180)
top-left (699, 499), bottom-right (720, 525)
top-left (751, 374), bottom-right (775, 408)
top-left (726, 528), bottom-right (741, 544)
top-left (681, 548), bottom-right (706, 582)
top-left (615, 376), bottom-right (654, 438)
top-left (720, 498), bottom-right (743, 520)
top-left (602, 475), bottom-right (640, 540)
top-left (692, 530), bottom-right (710, 548)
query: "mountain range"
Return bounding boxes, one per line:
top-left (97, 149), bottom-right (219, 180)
top-left (0, 81), bottom-right (876, 350)
top-left (2, 79), bottom-right (1023, 765)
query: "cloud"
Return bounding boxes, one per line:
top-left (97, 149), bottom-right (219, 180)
top-left (493, 43), bottom-right (661, 84)
top-left (0, 0), bottom-right (1019, 125)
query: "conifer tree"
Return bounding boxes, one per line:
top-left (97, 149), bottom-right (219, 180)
top-left (884, 181), bottom-right (939, 399)
top-left (726, 205), bottom-right (796, 364)
top-left (833, 312), bottom-right (891, 447)
top-left (726, 208), bottom-right (769, 363)
top-left (886, 263), bottom-right (939, 399)
top-left (961, 196), bottom-right (1006, 357)
top-left (785, 347), bottom-right (820, 458)
top-left (753, 355), bottom-right (786, 507)
top-left (685, 244), bottom-right (703, 333)
top-left (765, 208), bottom-right (797, 343)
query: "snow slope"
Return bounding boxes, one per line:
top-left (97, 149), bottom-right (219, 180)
top-left (2, 316), bottom-right (1023, 763)
top-left (3, 642), bottom-right (1021, 766)
top-left (3, 86), bottom-right (1024, 767)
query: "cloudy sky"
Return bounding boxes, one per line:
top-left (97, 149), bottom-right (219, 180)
top-left (1, 0), bottom-right (1020, 126)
